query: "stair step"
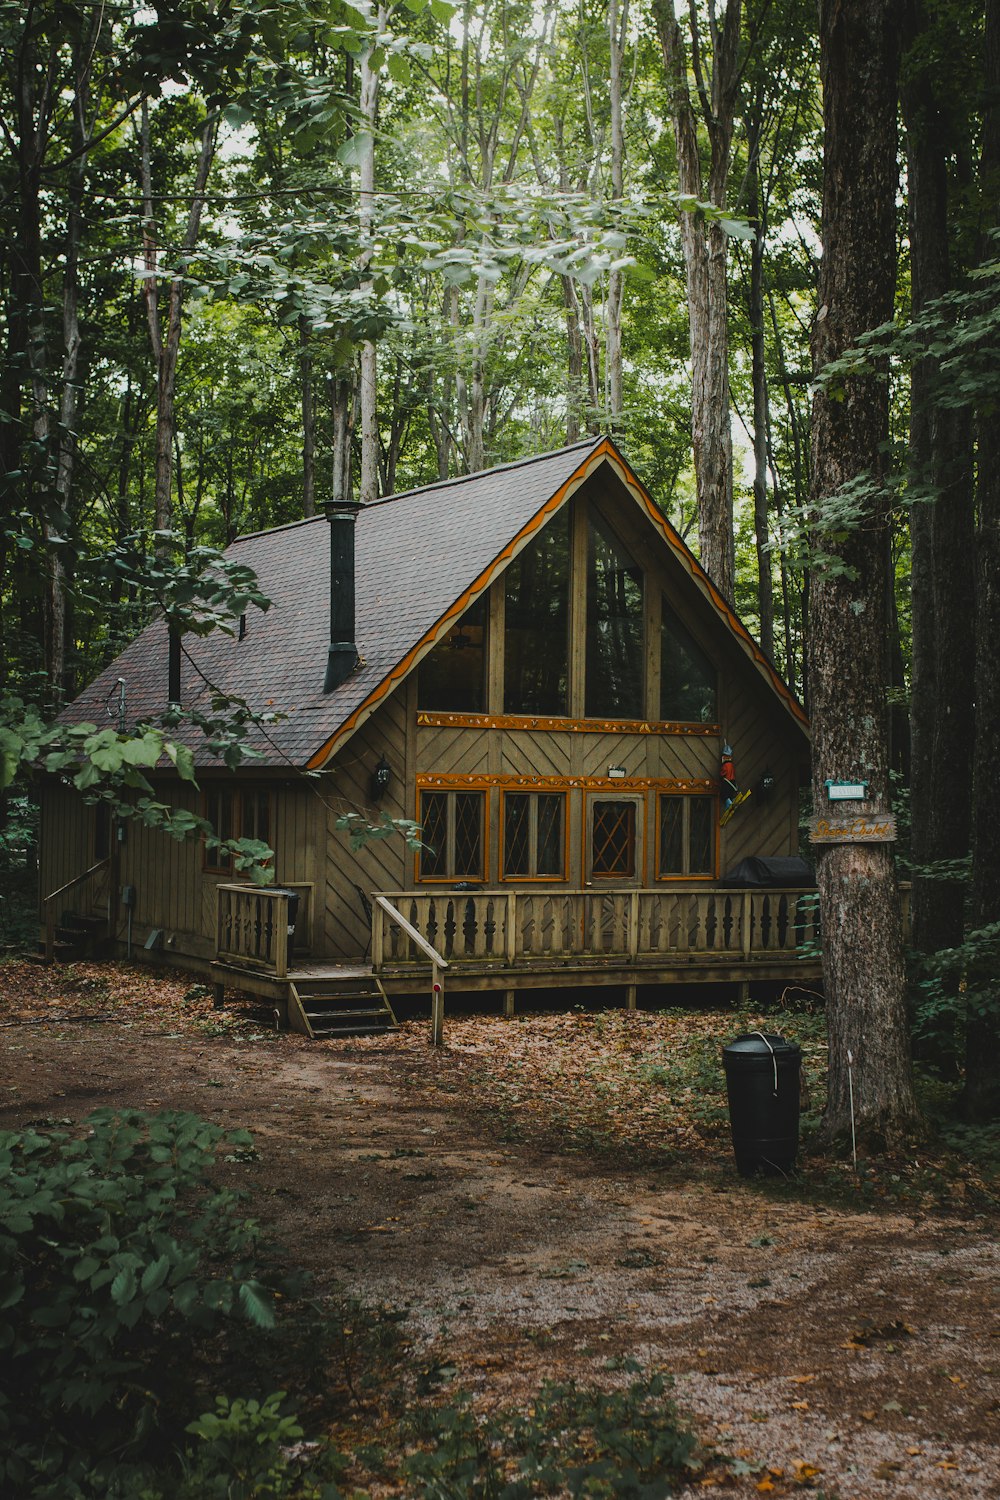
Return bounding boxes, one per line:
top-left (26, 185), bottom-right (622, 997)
top-left (310, 1020), bottom-right (398, 1037)
top-left (303, 1005), bottom-right (389, 1021)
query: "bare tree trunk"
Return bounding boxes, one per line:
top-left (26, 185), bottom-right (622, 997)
top-left (966, 0), bottom-right (1000, 1120)
top-left (653, 0), bottom-right (739, 602)
top-left (902, 0), bottom-right (975, 971)
top-left (141, 101), bottom-right (217, 540)
top-left (746, 133), bottom-right (774, 659)
top-left (299, 316), bottom-right (316, 517)
top-left (606, 0), bottom-right (629, 429)
top-left (357, 5), bottom-right (386, 505)
top-left (331, 369), bottom-right (356, 502)
top-left (809, 0), bottom-right (919, 1150)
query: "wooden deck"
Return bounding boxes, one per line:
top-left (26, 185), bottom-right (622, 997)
top-left (212, 882), bottom-right (833, 1009)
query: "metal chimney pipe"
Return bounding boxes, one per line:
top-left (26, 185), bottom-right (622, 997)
top-left (323, 497), bottom-right (362, 693)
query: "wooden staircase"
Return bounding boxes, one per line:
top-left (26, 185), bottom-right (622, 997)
top-left (38, 911), bottom-right (109, 963)
top-left (287, 967), bottom-right (399, 1040)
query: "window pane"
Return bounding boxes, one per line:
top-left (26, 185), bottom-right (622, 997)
top-left (535, 794), bottom-right (565, 876)
top-left (205, 788), bottom-right (233, 871)
top-left (592, 800), bottom-right (635, 877)
top-left (659, 797), bottom-right (684, 875)
top-left (586, 513), bottom-right (644, 718)
top-left (242, 791), bottom-right (270, 846)
top-left (504, 794), bottom-right (531, 876)
top-left (689, 797), bottom-right (714, 874)
top-left (504, 507), bottom-right (569, 714)
top-left (418, 595), bottom-right (487, 711)
top-left (420, 792), bottom-right (448, 877)
top-left (660, 601), bottom-right (717, 722)
top-left (453, 793), bottom-right (484, 878)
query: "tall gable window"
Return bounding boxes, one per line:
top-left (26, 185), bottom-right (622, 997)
top-left (586, 514), bottom-right (644, 718)
top-left (418, 595), bottom-right (487, 712)
top-left (660, 600), bottom-right (717, 723)
top-left (504, 506), bottom-right (569, 714)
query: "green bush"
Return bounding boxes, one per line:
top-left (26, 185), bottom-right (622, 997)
top-left (0, 1109), bottom-right (284, 1498)
top-left (402, 1370), bottom-right (701, 1498)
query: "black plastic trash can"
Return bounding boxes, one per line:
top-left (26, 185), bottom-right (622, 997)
top-left (722, 1032), bottom-right (801, 1177)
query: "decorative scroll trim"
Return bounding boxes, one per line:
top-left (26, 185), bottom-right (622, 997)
top-left (415, 772), bottom-right (717, 793)
top-left (416, 711), bottom-right (719, 736)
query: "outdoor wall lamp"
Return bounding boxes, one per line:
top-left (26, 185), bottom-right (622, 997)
top-left (371, 755), bottom-right (391, 803)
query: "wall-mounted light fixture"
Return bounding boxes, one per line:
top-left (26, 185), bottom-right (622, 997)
top-left (371, 755), bottom-right (391, 803)
top-left (757, 769), bottom-right (775, 801)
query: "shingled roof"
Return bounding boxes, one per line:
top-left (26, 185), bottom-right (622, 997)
top-left (65, 436), bottom-right (806, 770)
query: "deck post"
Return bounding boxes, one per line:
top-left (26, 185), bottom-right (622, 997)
top-left (625, 983), bottom-right (637, 1010)
top-left (503, 989), bottom-right (515, 1017)
top-left (431, 961), bottom-right (444, 1046)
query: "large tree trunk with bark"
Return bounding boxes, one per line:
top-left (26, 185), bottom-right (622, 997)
top-left (809, 0), bottom-right (919, 1150)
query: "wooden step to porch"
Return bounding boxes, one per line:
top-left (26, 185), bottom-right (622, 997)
top-left (288, 973), bottom-right (398, 1040)
top-left (37, 911), bottom-right (109, 963)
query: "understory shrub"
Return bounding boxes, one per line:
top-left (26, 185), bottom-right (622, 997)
top-left (0, 1109), bottom-right (298, 1498)
top-left (402, 1369), bottom-right (701, 1498)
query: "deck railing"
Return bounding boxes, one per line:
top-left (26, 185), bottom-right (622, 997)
top-left (216, 885), bottom-right (293, 978)
top-left (371, 886), bottom-right (824, 971)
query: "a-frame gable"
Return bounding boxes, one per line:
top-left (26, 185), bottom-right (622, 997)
top-left (309, 439), bottom-right (806, 769)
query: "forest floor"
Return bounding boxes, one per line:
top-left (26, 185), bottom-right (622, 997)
top-left (1, 957), bottom-right (999, 1499)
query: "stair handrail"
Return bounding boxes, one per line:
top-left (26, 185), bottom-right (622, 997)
top-left (372, 894), bottom-right (449, 1046)
top-left (42, 857), bottom-right (112, 963)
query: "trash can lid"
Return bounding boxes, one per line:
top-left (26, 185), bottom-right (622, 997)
top-left (723, 1031), bottom-right (800, 1060)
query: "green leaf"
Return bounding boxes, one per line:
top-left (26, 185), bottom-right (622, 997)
top-left (238, 1280), bottom-right (276, 1328)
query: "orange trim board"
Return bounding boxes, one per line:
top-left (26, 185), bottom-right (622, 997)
top-left (416, 773), bottom-right (717, 793)
top-left (306, 443), bottom-right (611, 770)
top-left (307, 437), bottom-right (806, 770)
top-left (416, 710), bottom-right (719, 736)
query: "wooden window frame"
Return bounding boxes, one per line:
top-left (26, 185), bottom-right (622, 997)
top-left (499, 790), bottom-right (569, 882)
top-left (585, 792), bottom-right (645, 882)
top-left (202, 786), bottom-right (273, 876)
top-left (415, 787), bottom-right (488, 884)
top-left (655, 792), bottom-right (718, 881)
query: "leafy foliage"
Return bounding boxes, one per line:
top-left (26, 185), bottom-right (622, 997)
top-left (402, 1369), bottom-right (701, 1498)
top-left (0, 1109), bottom-right (284, 1497)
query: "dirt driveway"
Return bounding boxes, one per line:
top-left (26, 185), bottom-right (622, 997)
top-left (1, 960), bottom-right (998, 1499)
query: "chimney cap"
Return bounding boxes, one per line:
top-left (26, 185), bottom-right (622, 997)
top-left (323, 497), bottom-right (363, 520)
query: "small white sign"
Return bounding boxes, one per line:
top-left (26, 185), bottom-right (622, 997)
top-left (608, 765), bottom-right (627, 779)
top-left (826, 780), bottom-right (868, 801)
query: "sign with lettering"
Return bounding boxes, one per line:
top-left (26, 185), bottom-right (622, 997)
top-left (825, 779), bottom-right (868, 801)
top-left (607, 765), bottom-right (627, 779)
top-left (809, 814), bottom-right (897, 844)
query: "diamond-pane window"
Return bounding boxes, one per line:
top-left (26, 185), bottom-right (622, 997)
top-left (591, 800), bottom-right (636, 877)
top-left (502, 792), bottom-right (565, 879)
top-left (418, 790), bottom-right (485, 880)
top-left (453, 793), bottom-right (483, 877)
top-left (420, 793), bottom-right (448, 878)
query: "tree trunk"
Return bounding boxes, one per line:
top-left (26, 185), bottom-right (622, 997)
top-left (809, 0), bottom-right (919, 1150)
top-left (606, 0), bottom-right (629, 430)
top-left (966, 0), bottom-right (1000, 1120)
top-left (141, 102), bottom-right (217, 541)
top-left (357, 5), bottom-right (386, 505)
top-left (299, 316), bottom-right (316, 517)
top-left (901, 0), bottom-right (975, 968)
top-left (653, 0), bottom-right (739, 602)
top-left (747, 140), bottom-right (774, 660)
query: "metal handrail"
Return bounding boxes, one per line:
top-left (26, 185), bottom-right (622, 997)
top-left (42, 858), bottom-right (111, 963)
top-left (372, 894), bottom-right (449, 1046)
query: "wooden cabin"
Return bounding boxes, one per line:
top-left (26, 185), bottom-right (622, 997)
top-left (39, 438), bottom-right (817, 1036)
